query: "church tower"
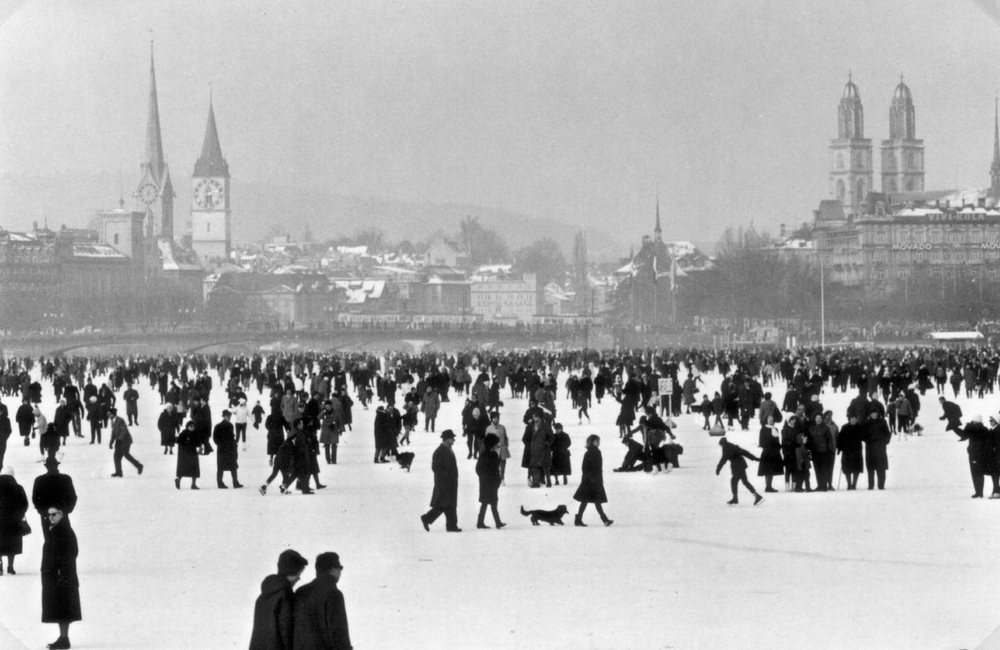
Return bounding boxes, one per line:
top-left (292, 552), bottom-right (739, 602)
top-left (190, 95), bottom-right (231, 263)
top-left (829, 74), bottom-right (873, 215)
top-left (880, 75), bottom-right (924, 194)
top-left (135, 45), bottom-right (174, 240)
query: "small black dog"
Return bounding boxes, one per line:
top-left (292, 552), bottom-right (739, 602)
top-left (520, 504), bottom-right (569, 526)
top-left (395, 451), bottom-right (415, 472)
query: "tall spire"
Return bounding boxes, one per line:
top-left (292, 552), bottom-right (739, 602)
top-left (194, 94), bottom-right (229, 177)
top-left (991, 94), bottom-right (1000, 199)
top-left (654, 196), bottom-right (662, 242)
top-left (143, 42), bottom-right (166, 185)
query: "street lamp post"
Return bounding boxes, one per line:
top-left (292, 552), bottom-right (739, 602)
top-left (819, 252), bottom-right (826, 349)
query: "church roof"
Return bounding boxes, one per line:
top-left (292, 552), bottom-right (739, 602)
top-left (815, 200), bottom-right (846, 222)
top-left (143, 47), bottom-right (167, 187)
top-left (893, 78), bottom-right (912, 103)
top-left (842, 76), bottom-right (860, 102)
top-left (194, 98), bottom-right (230, 178)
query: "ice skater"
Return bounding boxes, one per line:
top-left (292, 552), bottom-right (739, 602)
top-left (573, 434), bottom-right (613, 526)
top-left (715, 437), bottom-right (763, 506)
top-left (108, 408), bottom-right (144, 478)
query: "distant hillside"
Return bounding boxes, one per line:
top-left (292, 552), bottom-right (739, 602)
top-left (0, 172), bottom-right (631, 261)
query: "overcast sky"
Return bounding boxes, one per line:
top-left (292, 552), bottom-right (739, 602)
top-left (3, 0), bottom-right (1000, 245)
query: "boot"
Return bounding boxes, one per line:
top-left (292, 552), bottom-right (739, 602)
top-left (574, 515), bottom-right (587, 527)
top-left (259, 485), bottom-right (267, 495)
top-left (477, 515), bottom-right (489, 530)
top-left (601, 517), bottom-right (614, 527)
top-left (727, 498), bottom-right (738, 505)
top-left (753, 493), bottom-right (764, 506)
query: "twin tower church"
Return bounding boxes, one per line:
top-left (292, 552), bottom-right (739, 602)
top-left (135, 47), bottom-right (231, 263)
top-left (829, 74), bottom-right (926, 216)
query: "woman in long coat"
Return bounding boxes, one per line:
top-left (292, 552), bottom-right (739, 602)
top-left (573, 435), bottom-right (612, 527)
top-left (863, 410), bottom-right (891, 490)
top-left (41, 504), bottom-right (80, 650)
top-left (175, 421), bottom-right (201, 490)
top-left (0, 467), bottom-right (28, 575)
top-left (475, 434), bottom-right (505, 529)
top-left (158, 404), bottom-right (178, 454)
top-left (550, 424), bottom-right (572, 485)
top-left (837, 415), bottom-right (865, 490)
top-left (756, 415), bottom-right (784, 492)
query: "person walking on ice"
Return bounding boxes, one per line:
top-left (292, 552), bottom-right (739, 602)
top-left (716, 437), bottom-right (764, 506)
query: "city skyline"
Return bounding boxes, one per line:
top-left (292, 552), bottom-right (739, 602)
top-left (4, 1), bottom-right (1000, 247)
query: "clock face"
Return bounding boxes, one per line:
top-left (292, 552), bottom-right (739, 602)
top-left (194, 179), bottom-right (225, 209)
top-left (138, 182), bottom-right (158, 205)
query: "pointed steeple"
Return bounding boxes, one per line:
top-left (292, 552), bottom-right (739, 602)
top-left (991, 95), bottom-right (1000, 199)
top-left (654, 197), bottom-right (662, 242)
top-left (194, 94), bottom-right (230, 178)
top-left (142, 43), bottom-right (166, 185)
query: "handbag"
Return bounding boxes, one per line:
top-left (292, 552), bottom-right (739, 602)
top-left (18, 518), bottom-right (31, 536)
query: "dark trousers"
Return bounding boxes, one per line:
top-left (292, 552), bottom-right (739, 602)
top-left (970, 459), bottom-right (986, 496)
top-left (235, 423), bottom-right (247, 443)
top-left (867, 468), bottom-right (886, 489)
top-left (477, 503), bottom-right (502, 526)
top-left (217, 469), bottom-right (240, 486)
top-left (730, 468), bottom-right (758, 499)
top-left (127, 405), bottom-right (138, 426)
top-left (264, 464), bottom-right (287, 486)
top-left (422, 506), bottom-right (458, 530)
top-left (0, 437), bottom-right (6, 468)
top-left (114, 445), bottom-right (141, 474)
top-left (813, 451), bottom-right (833, 490)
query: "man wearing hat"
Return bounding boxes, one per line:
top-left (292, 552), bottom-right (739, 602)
top-left (32, 457), bottom-right (77, 539)
top-left (249, 549), bottom-right (308, 650)
top-left (109, 407), bottom-right (144, 478)
top-left (293, 552), bottom-right (352, 650)
top-left (420, 429), bottom-right (461, 532)
top-left (213, 410), bottom-right (242, 489)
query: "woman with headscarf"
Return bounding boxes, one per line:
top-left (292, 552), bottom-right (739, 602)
top-left (757, 414), bottom-right (784, 493)
top-left (0, 466), bottom-right (28, 575)
top-left (41, 502), bottom-right (80, 650)
top-left (175, 420), bottom-right (201, 490)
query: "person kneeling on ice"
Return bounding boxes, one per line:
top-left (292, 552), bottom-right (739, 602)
top-left (715, 437), bottom-right (763, 506)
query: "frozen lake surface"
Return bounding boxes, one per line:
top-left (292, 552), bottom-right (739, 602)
top-left (0, 363), bottom-right (998, 649)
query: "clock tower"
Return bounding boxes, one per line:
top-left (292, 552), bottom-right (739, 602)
top-left (135, 45), bottom-right (174, 240)
top-left (190, 96), bottom-right (231, 263)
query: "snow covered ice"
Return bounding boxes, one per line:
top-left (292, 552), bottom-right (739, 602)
top-left (1, 362), bottom-right (999, 649)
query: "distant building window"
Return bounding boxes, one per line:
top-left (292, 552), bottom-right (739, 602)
top-left (113, 234), bottom-right (119, 245)
top-left (207, 223), bottom-right (211, 233)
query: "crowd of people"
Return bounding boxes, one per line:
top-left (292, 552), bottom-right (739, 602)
top-left (3, 342), bottom-right (1000, 645)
